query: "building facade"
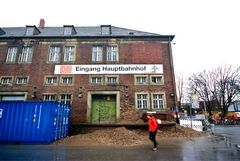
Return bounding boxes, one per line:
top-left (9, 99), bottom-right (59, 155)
top-left (0, 20), bottom-right (176, 124)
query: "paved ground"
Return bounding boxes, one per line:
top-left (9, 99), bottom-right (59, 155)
top-left (0, 126), bottom-right (239, 161)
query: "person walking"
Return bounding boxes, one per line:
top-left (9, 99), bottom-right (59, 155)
top-left (209, 115), bottom-right (215, 134)
top-left (147, 113), bottom-right (159, 151)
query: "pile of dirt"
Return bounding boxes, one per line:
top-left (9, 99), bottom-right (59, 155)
top-left (55, 126), bottom-right (207, 146)
top-left (118, 107), bottom-right (145, 124)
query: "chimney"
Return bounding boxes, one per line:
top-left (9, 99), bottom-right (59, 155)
top-left (39, 19), bottom-right (45, 29)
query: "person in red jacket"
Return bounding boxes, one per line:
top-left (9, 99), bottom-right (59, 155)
top-left (147, 113), bottom-right (158, 151)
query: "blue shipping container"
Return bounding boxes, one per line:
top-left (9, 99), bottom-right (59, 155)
top-left (0, 101), bottom-right (71, 144)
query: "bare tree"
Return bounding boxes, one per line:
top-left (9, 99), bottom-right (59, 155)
top-left (213, 65), bottom-right (240, 118)
top-left (188, 70), bottom-right (217, 115)
top-left (176, 73), bottom-right (184, 109)
top-left (187, 65), bottom-right (240, 118)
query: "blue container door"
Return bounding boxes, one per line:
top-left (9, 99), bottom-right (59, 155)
top-left (0, 101), bottom-right (70, 144)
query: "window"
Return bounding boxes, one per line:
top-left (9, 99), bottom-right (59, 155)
top-left (64, 27), bottom-right (72, 35)
top-left (26, 27), bottom-right (34, 36)
top-left (106, 76), bottom-right (118, 84)
top-left (136, 93), bottom-right (148, 109)
top-left (91, 76), bottom-right (103, 84)
top-left (107, 46), bottom-right (118, 62)
top-left (0, 77), bottom-right (13, 85)
top-left (152, 94), bottom-right (165, 109)
top-left (49, 46), bottom-right (60, 62)
top-left (19, 46), bottom-right (33, 63)
top-left (43, 94), bottom-right (57, 101)
top-left (64, 46), bottom-right (75, 62)
top-left (6, 47), bottom-right (18, 63)
top-left (63, 25), bottom-right (76, 35)
top-left (101, 25), bottom-right (111, 35)
top-left (60, 76), bottom-right (73, 85)
top-left (16, 77), bottom-right (28, 85)
top-left (60, 94), bottom-right (72, 104)
top-left (135, 75), bottom-right (148, 85)
top-left (92, 46), bottom-right (103, 62)
top-left (45, 76), bottom-right (58, 85)
top-left (25, 26), bottom-right (40, 36)
top-left (151, 75), bottom-right (164, 85)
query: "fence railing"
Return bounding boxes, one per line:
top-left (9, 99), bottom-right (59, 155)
top-left (179, 119), bottom-right (203, 132)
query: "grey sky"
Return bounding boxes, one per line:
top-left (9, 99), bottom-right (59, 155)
top-left (1, 0), bottom-right (239, 77)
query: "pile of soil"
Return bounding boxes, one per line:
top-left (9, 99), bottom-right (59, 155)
top-left (55, 126), bottom-right (207, 146)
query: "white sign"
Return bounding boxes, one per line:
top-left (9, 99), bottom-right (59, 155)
top-left (54, 64), bottom-right (163, 74)
top-left (192, 94), bottom-right (199, 109)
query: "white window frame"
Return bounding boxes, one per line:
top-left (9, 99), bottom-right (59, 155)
top-left (6, 47), bottom-right (18, 63)
top-left (64, 46), bottom-right (75, 62)
top-left (150, 75), bottom-right (164, 85)
top-left (92, 46), bottom-right (103, 62)
top-left (43, 94), bottom-right (57, 101)
top-left (60, 94), bottom-right (72, 105)
top-left (106, 75), bottom-right (119, 84)
top-left (48, 46), bottom-right (61, 63)
top-left (60, 76), bottom-right (73, 85)
top-left (151, 93), bottom-right (166, 110)
top-left (19, 46), bottom-right (33, 63)
top-left (0, 76), bottom-right (13, 85)
top-left (16, 76), bottom-right (28, 85)
top-left (135, 75), bottom-right (148, 85)
top-left (45, 76), bottom-right (58, 85)
top-left (135, 92), bottom-right (149, 110)
top-left (107, 46), bottom-right (118, 62)
top-left (90, 76), bottom-right (103, 84)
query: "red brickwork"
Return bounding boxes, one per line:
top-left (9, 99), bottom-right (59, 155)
top-left (0, 38), bottom-right (176, 123)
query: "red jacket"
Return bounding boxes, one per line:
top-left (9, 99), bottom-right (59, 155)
top-left (148, 116), bottom-right (158, 132)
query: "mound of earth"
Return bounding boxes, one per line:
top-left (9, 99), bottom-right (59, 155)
top-left (55, 126), bottom-right (207, 146)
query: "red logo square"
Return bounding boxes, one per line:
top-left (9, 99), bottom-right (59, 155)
top-left (60, 65), bottom-right (72, 74)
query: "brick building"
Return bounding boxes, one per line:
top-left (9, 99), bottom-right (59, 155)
top-left (0, 20), bottom-right (176, 124)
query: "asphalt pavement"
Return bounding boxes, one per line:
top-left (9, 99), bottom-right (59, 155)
top-left (0, 126), bottom-right (239, 161)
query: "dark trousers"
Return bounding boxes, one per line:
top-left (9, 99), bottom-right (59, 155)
top-left (149, 130), bottom-right (158, 148)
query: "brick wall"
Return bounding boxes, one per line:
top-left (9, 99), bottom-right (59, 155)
top-left (0, 38), bottom-right (176, 123)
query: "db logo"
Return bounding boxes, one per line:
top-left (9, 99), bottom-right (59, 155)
top-left (60, 65), bottom-right (72, 74)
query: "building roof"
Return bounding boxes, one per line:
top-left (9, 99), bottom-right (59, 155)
top-left (0, 25), bottom-right (174, 41)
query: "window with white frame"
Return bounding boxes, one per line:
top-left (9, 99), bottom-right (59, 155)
top-left (107, 46), bottom-right (118, 62)
top-left (6, 47), bottom-right (18, 63)
top-left (136, 93), bottom-right (148, 109)
top-left (92, 46), bottom-right (103, 62)
top-left (0, 77), bottom-right (13, 85)
top-left (16, 77), bottom-right (28, 85)
top-left (152, 93), bottom-right (165, 109)
top-left (19, 46), bottom-right (33, 63)
top-left (64, 46), bottom-right (75, 62)
top-left (45, 76), bottom-right (58, 85)
top-left (91, 76), bottom-right (103, 84)
top-left (60, 76), bottom-right (73, 85)
top-left (60, 94), bottom-right (72, 104)
top-left (49, 46), bottom-right (60, 62)
top-left (43, 94), bottom-right (57, 101)
top-left (135, 75), bottom-right (148, 85)
top-left (106, 76), bottom-right (118, 84)
top-left (151, 75), bottom-right (164, 85)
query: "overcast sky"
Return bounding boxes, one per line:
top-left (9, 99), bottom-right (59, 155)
top-left (1, 0), bottom-right (239, 78)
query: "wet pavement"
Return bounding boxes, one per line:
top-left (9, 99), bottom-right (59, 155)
top-left (0, 126), bottom-right (239, 161)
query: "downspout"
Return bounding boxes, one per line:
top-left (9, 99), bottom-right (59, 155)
top-left (167, 37), bottom-right (177, 111)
